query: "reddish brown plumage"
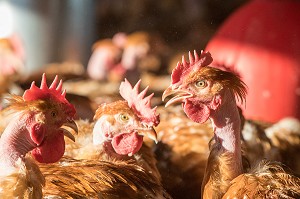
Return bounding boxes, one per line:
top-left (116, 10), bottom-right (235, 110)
top-left (163, 50), bottom-right (300, 198)
top-left (41, 157), bottom-right (171, 199)
top-left (40, 79), bottom-right (171, 198)
top-left (153, 105), bottom-right (213, 199)
top-left (0, 74), bottom-right (77, 198)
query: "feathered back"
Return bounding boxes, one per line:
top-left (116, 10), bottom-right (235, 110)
top-left (41, 157), bottom-right (171, 199)
top-left (119, 79), bottom-right (160, 126)
top-left (223, 160), bottom-right (300, 198)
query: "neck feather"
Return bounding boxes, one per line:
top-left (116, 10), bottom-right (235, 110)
top-left (201, 90), bottom-right (243, 198)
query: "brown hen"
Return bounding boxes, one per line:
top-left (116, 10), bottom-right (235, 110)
top-left (163, 50), bottom-right (300, 199)
top-left (0, 74), bottom-right (78, 198)
top-left (40, 79), bottom-right (172, 198)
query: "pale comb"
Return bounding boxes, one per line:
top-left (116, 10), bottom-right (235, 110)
top-left (171, 50), bottom-right (213, 84)
top-left (119, 79), bottom-right (159, 127)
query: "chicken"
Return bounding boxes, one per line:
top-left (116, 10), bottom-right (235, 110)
top-left (0, 73), bottom-right (78, 198)
top-left (87, 34), bottom-right (124, 82)
top-left (0, 33), bottom-right (26, 110)
top-left (121, 31), bottom-right (167, 73)
top-left (122, 31), bottom-right (173, 85)
top-left (162, 50), bottom-right (300, 198)
top-left (241, 117), bottom-right (300, 175)
top-left (40, 79), bottom-right (172, 198)
top-left (0, 33), bottom-right (25, 76)
top-left (88, 31), bottom-right (170, 84)
top-left (264, 117), bottom-right (300, 175)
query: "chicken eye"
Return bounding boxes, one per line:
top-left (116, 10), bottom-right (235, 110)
top-left (119, 114), bottom-right (129, 122)
top-left (195, 80), bottom-right (207, 88)
top-left (51, 111), bottom-right (57, 118)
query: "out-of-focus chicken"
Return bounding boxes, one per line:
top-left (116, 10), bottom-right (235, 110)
top-left (0, 74), bottom-right (78, 198)
top-left (88, 31), bottom-right (170, 84)
top-left (240, 119), bottom-right (281, 167)
top-left (121, 31), bottom-right (171, 84)
top-left (87, 33), bottom-right (124, 82)
top-left (0, 33), bottom-right (26, 110)
top-left (163, 50), bottom-right (300, 198)
top-left (0, 33), bottom-right (25, 76)
top-left (252, 117), bottom-right (300, 175)
top-left (40, 79), bottom-right (172, 198)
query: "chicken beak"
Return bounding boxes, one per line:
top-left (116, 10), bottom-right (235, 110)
top-left (162, 85), bottom-right (193, 107)
top-left (138, 127), bottom-right (158, 144)
top-left (60, 119), bottom-right (78, 142)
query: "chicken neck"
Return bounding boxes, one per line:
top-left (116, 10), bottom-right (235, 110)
top-left (0, 113), bottom-right (37, 175)
top-left (202, 90), bottom-right (243, 198)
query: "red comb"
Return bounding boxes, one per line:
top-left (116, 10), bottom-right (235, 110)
top-left (23, 73), bottom-right (75, 115)
top-left (119, 79), bottom-right (160, 127)
top-left (171, 50), bottom-right (213, 84)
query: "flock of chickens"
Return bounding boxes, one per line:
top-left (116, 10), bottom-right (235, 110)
top-left (0, 31), bottom-right (300, 199)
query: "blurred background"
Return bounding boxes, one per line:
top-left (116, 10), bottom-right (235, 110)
top-left (0, 0), bottom-right (245, 72)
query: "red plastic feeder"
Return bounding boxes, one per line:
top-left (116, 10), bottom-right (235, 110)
top-left (205, 0), bottom-right (300, 122)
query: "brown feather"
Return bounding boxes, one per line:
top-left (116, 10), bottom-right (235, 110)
top-left (41, 157), bottom-right (171, 199)
top-left (0, 157), bottom-right (45, 199)
top-left (64, 119), bottom-right (161, 180)
top-left (165, 58), bottom-right (300, 199)
top-left (202, 141), bottom-right (251, 199)
top-left (152, 105), bottom-right (212, 199)
top-left (186, 66), bottom-right (247, 104)
top-left (94, 100), bottom-right (134, 120)
top-left (223, 160), bottom-right (300, 199)
top-left (4, 94), bottom-right (58, 114)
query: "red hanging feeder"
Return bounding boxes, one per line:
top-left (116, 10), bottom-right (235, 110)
top-left (205, 0), bottom-right (300, 122)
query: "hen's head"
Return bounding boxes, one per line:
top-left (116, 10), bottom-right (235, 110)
top-left (22, 73), bottom-right (76, 126)
top-left (0, 33), bottom-right (25, 76)
top-left (6, 73), bottom-right (78, 163)
top-left (162, 50), bottom-right (247, 123)
top-left (93, 79), bottom-right (159, 156)
top-left (87, 39), bottom-right (122, 81)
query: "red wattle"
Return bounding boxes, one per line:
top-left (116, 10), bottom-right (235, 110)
top-left (184, 100), bottom-right (210, 123)
top-left (31, 131), bottom-right (65, 163)
top-left (111, 132), bottom-right (143, 155)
